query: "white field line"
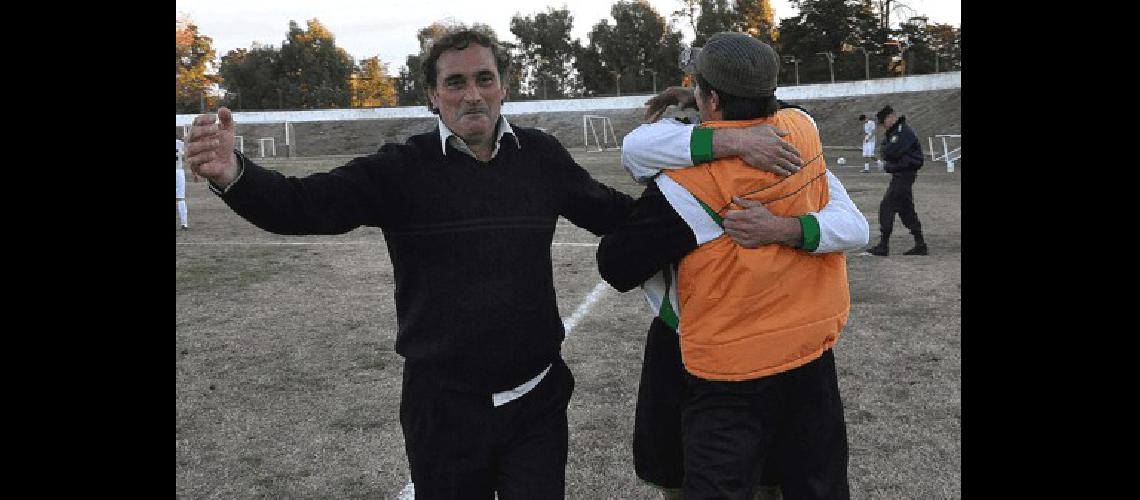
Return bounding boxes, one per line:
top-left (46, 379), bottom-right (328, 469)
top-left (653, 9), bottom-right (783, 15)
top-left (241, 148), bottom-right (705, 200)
top-left (561, 280), bottom-right (610, 341)
top-left (176, 241), bottom-right (599, 247)
top-left (397, 481), bottom-right (414, 500)
top-left (396, 280), bottom-right (609, 499)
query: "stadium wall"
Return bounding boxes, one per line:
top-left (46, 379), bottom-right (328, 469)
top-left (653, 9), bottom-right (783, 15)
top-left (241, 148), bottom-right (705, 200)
top-left (176, 72), bottom-right (960, 157)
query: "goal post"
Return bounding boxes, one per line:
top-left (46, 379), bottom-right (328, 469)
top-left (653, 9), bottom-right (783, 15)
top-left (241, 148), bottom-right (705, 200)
top-left (258, 137), bottom-right (276, 158)
top-left (582, 115), bottom-right (618, 152)
top-left (284, 121), bottom-right (295, 157)
top-left (234, 135), bottom-right (244, 155)
top-left (927, 134), bottom-right (961, 172)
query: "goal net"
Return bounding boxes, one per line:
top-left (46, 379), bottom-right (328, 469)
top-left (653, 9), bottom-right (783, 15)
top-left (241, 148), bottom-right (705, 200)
top-left (583, 115), bottom-right (618, 152)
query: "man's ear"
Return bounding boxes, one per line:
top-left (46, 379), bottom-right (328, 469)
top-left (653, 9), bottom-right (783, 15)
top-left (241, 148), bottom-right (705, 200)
top-left (426, 87), bottom-right (439, 112)
top-left (709, 89), bottom-right (721, 112)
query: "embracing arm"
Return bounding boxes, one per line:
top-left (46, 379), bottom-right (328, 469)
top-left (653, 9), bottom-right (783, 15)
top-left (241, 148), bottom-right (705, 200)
top-left (597, 180), bottom-right (699, 292)
top-left (620, 119), bottom-right (698, 184)
top-left (722, 171), bottom-right (868, 252)
top-left (808, 171), bottom-right (870, 252)
top-left (621, 120), bottom-right (803, 184)
top-left (550, 136), bottom-right (636, 235)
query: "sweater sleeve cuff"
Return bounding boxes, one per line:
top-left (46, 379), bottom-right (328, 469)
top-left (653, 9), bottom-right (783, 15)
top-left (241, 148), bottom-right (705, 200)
top-left (208, 150), bottom-right (247, 196)
top-left (690, 127), bottom-right (715, 164)
top-left (798, 214), bottom-right (820, 251)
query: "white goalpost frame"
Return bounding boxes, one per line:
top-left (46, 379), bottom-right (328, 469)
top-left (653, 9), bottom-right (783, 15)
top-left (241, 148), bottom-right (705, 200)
top-left (258, 137), bottom-right (276, 158)
top-left (180, 125), bottom-right (246, 155)
top-left (582, 115), bottom-right (618, 152)
top-left (927, 134), bottom-right (961, 172)
top-left (284, 121), bottom-right (294, 157)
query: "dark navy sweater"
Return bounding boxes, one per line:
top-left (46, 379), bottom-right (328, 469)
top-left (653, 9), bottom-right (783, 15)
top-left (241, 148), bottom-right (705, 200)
top-left (218, 126), bottom-right (635, 394)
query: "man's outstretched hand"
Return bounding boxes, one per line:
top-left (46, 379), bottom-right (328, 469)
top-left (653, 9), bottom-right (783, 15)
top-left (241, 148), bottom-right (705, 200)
top-left (184, 107), bottom-right (239, 188)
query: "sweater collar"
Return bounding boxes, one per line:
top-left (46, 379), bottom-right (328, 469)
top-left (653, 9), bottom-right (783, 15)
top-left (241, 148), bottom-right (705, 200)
top-left (437, 115), bottom-right (521, 160)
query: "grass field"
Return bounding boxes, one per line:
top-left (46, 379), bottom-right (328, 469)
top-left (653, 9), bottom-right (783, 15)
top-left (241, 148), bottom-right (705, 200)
top-left (176, 149), bottom-right (961, 498)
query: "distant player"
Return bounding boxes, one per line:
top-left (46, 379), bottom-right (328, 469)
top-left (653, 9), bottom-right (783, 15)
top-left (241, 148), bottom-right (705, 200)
top-left (176, 137), bottom-right (189, 230)
top-left (860, 113), bottom-right (876, 172)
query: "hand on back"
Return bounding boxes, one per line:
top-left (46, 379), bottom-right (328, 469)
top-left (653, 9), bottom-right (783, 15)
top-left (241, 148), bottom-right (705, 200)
top-left (731, 125), bottom-right (802, 177)
top-left (643, 86), bottom-right (697, 123)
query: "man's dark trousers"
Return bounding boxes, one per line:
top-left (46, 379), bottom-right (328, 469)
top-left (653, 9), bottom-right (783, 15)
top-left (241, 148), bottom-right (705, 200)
top-left (681, 349), bottom-right (850, 500)
top-left (879, 171), bottom-right (923, 240)
top-left (400, 356), bottom-right (574, 499)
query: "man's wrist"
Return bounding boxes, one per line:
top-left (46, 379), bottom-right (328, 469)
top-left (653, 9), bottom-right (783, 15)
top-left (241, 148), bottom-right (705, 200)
top-left (709, 127), bottom-right (740, 160)
top-left (207, 150), bottom-right (246, 195)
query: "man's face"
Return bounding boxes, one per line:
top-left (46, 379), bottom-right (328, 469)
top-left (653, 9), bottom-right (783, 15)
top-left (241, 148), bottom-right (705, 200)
top-left (427, 45), bottom-right (506, 147)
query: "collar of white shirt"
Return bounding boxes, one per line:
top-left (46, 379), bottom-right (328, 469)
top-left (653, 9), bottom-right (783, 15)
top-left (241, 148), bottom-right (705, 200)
top-left (437, 115), bottom-right (521, 161)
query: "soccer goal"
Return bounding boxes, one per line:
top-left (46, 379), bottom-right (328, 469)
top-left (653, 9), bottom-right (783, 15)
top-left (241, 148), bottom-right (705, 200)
top-left (258, 137), bottom-right (277, 158)
top-left (583, 115), bottom-right (618, 152)
top-left (928, 134), bottom-right (961, 172)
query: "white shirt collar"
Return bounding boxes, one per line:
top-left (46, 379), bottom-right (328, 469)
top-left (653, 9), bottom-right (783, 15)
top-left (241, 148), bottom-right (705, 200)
top-left (437, 115), bottom-right (521, 160)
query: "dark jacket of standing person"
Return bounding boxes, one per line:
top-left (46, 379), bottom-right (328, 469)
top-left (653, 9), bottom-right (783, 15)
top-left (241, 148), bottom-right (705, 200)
top-left (868, 106), bottom-right (927, 256)
top-left (880, 116), bottom-right (924, 176)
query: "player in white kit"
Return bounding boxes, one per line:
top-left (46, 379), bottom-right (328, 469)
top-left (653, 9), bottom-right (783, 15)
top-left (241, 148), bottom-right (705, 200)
top-left (176, 137), bottom-right (189, 229)
top-left (859, 114), bottom-right (876, 172)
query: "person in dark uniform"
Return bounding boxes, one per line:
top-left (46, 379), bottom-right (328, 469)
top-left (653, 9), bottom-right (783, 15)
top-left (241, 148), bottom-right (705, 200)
top-left (867, 105), bottom-right (927, 256)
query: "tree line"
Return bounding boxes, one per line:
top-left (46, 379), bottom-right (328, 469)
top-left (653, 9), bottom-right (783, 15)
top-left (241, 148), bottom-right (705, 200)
top-left (176, 0), bottom-right (961, 114)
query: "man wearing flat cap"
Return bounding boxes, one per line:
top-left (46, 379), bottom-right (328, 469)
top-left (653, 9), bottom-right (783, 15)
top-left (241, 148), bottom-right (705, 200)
top-left (867, 104), bottom-right (928, 256)
top-left (598, 32), bottom-right (861, 500)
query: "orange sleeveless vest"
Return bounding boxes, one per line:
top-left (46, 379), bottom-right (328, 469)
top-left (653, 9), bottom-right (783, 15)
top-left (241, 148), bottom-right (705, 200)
top-left (664, 109), bottom-right (850, 381)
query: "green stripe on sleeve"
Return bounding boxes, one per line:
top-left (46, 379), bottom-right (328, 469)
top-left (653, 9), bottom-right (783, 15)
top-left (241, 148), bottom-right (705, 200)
top-left (658, 297), bottom-right (679, 330)
top-left (658, 266), bottom-right (680, 330)
top-left (690, 127), bottom-right (715, 165)
top-left (696, 198), bottom-right (723, 226)
top-left (798, 214), bottom-right (820, 251)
